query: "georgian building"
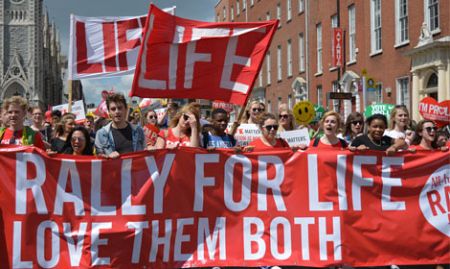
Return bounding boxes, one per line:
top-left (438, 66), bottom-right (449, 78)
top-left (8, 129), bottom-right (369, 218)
top-left (215, 0), bottom-right (449, 121)
top-left (0, 0), bottom-right (64, 108)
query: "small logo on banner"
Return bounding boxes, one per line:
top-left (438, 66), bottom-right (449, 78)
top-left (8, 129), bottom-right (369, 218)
top-left (419, 164), bottom-right (450, 237)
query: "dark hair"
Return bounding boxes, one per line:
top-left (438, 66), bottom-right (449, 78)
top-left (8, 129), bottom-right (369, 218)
top-left (211, 108), bottom-right (228, 119)
top-left (64, 126), bottom-right (93, 155)
top-left (106, 93), bottom-right (127, 111)
top-left (255, 112), bottom-right (277, 127)
top-left (344, 112), bottom-right (364, 137)
top-left (51, 110), bottom-right (62, 118)
top-left (411, 120), bottom-right (436, 146)
top-left (366, 114), bottom-right (387, 127)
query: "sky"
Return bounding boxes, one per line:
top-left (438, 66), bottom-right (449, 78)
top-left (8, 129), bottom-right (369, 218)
top-left (44, 0), bottom-right (218, 106)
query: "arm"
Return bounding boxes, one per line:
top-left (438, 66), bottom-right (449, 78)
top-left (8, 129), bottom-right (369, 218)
top-left (386, 138), bottom-right (407, 155)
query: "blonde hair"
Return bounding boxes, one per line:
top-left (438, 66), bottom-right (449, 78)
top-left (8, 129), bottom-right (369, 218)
top-left (55, 113), bottom-right (76, 137)
top-left (169, 103), bottom-right (201, 132)
top-left (2, 96), bottom-right (28, 112)
top-left (278, 107), bottom-right (295, 130)
top-left (389, 105), bottom-right (409, 130)
top-left (242, 100), bottom-right (262, 123)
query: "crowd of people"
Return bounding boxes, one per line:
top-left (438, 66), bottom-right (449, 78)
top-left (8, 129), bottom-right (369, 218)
top-left (0, 94), bottom-right (449, 158)
top-left (0, 94), bottom-right (448, 269)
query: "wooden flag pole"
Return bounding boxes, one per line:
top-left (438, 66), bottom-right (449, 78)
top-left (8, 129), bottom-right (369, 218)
top-left (68, 80), bottom-right (73, 113)
top-left (230, 103), bottom-right (247, 136)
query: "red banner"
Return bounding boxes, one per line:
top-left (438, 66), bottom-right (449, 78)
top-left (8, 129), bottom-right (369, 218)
top-left (418, 97), bottom-right (450, 127)
top-left (332, 28), bottom-right (343, 67)
top-left (0, 146), bottom-right (448, 268)
top-left (130, 4), bottom-right (278, 105)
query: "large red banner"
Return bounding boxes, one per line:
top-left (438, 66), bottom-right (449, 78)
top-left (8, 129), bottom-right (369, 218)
top-left (0, 146), bottom-right (448, 268)
top-left (130, 4), bottom-right (278, 105)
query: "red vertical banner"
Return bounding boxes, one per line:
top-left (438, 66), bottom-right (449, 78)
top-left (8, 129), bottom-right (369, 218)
top-left (332, 28), bottom-right (343, 67)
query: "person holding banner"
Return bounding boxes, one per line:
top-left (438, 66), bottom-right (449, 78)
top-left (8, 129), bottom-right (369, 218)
top-left (339, 112), bottom-right (365, 144)
top-left (95, 93), bottom-right (146, 158)
top-left (0, 96), bottom-right (45, 150)
top-left (310, 111), bottom-right (347, 149)
top-left (410, 120), bottom-right (448, 152)
top-left (350, 114), bottom-right (406, 155)
top-left (201, 108), bottom-right (237, 149)
top-left (248, 112), bottom-right (289, 150)
top-left (63, 126), bottom-right (94, 155)
top-left (160, 102), bottom-right (200, 148)
top-left (30, 106), bottom-right (52, 148)
top-left (384, 105), bottom-right (410, 143)
top-left (143, 109), bottom-right (165, 150)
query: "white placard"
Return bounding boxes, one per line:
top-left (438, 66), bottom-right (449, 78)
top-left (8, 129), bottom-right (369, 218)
top-left (278, 128), bottom-right (310, 147)
top-left (52, 100), bottom-right (86, 123)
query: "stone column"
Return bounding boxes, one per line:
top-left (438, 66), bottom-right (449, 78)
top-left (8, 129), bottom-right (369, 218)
top-left (411, 71), bottom-right (421, 122)
top-left (437, 65), bottom-right (448, 101)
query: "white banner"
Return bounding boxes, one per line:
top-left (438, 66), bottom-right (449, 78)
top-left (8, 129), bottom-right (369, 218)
top-left (52, 100), bottom-right (86, 123)
top-left (68, 7), bottom-right (175, 80)
top-left (279, 127), bottom-right (310, 147)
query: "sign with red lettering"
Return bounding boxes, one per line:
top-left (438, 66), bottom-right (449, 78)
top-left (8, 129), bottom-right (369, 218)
top-left (418, 97), bottom-right (450, 127)
top-left (332, 28), bottom-right (343, 67)
top-left (68, 7), bottom-right (175, 80)
top-left (0, 146), bottom-right (448, 268)
top-left (130, 4), bottom-right (278, 105)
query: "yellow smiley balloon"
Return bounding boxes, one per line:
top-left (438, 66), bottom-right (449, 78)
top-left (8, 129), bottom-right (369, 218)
top-left (293, 101), bottom-right (316, 125)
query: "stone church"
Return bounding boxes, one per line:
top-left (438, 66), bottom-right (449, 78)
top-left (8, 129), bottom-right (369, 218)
top-left (0, 0), bottom-right (63, 109)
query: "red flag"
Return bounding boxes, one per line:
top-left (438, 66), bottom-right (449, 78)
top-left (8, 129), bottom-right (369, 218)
top-left (130, 4), bottom-right (278, 105)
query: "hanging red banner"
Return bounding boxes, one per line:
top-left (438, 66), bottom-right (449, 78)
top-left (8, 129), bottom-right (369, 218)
top-left (130, 4), bottom-right (278, 105)
top-left (0, 146), bottom-right (448, 268)
top-left (332, 28), bottom-right (343, 67)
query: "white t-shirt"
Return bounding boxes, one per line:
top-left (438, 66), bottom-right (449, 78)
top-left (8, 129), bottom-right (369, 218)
top-left (384, 129), bottom-right (405, 140)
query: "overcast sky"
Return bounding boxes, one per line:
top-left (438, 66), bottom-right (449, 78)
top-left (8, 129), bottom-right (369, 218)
top-left (44, 0), bottom-right (217, 105)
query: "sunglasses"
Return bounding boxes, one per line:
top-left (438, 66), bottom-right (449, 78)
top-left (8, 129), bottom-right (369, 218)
top-left (279, 114), bottom-right (289, 119)
top-left (252, 108), bottom-right (264, 112)
top-left (71, 137), bottom-right (86, 142)
top-left (351, 121), bottom-right (363, 125)
top-left (425, 126), bottom-right (437, 133)
top-left (148, 115), bottom-right (157, 119)
top-left (264, 125), bottom-right (279, 131)
top-left (183, 114), bottom-right (190, 121)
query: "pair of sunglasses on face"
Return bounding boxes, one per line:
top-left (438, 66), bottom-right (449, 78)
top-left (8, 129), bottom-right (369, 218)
top-left (279, 114), bottom-right (289, 119)
top-left (425, 126), bottom-right (437, 133)
top-left (263, 125), bottom-right (279, 131)
top-left (252, 108), bottom-right (264, 112)
top-left (351, 121), bottom-right (363, 126)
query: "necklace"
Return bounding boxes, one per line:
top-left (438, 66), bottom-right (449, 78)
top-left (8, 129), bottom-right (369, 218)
top-left (369, 137), bottom-right (382, 146)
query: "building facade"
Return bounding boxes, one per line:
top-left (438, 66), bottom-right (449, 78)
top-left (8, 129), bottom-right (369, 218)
top-left (0, 0), bottom-right (64, 108)
top-left (215, 0), bottom-right (449, 121)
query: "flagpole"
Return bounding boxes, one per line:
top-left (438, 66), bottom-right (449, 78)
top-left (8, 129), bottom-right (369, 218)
top-left (230, 105), bottom-right (246, 136)
top-left (68, 80), bottom-right (73, 113)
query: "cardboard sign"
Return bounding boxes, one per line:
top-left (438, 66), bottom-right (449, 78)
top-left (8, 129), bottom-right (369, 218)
top-left (418, 97), bottom-right (450, 127)
top-left (229, 123), bottom-right (261, 146)
top-left (279, 128), bottom-right (310, 147)
top-left (364, 103), bottom-right (395, 119)
top-left (52, 100), bottom-right (86, 123)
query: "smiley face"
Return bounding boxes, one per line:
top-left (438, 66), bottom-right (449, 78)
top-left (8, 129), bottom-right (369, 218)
top-left (293, 101), bottom-right (316, 125)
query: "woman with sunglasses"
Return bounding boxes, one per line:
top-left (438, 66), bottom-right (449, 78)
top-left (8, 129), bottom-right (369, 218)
top-left (339, 112), bottom-right (364, 144)
top-left (143, 109), bottom-right (165, 150)
top-left (63, 126), bottom-right (93, 155)
top-left (160, 103), bottom-right (200, 148)
top-left (248, 112), bottom-right (289, 149)
top-left (242, 100), bottom-right (264, 124)
top-left (350, 114), bottom-right (406, 155)
top-left (310, 111), bottom-right (347, 149)
top-left (277, 106), bottom-right (295, 132)
top-left (410, 120), bottom-right (448, 151)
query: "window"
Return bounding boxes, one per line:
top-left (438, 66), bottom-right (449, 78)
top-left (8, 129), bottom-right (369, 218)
top-left (397, 77), bottom-right (410, 111)
top-left (287, 39), bottom-right (292, 77)
top-left (317, 86), bottom-right (323, 106)
top-left (266, 52), bottom-right (271, 85)
top-left (298, 0), bottom-right (304, 13)
top-left (395, 0), bottom-right (409, 45)
top-left (266, 11), bottom-right (270, 21)
top-left (223, 6), bottom-right (226, 20)
top-left (375, 84), bottom-right (383, 103)
top-left (231, 6), bottom-right (234, 21)
top-left (316, 23), bottom-right (323, 73)
top-left (243, 0), bottom-right (247, 11)
top-left (331, 14), bottom-right (338, 28)
top-left (426, 0), bottom-right (439, 32)
top-left (348, 5), bottom-right (356, 62)
top-left (258, 70), bottom-right (263, 87)
top-left (216, 13), bottom-right (220, 22)
top-left (237, 0), bottom-right (240, 16)
top-left (299, 33), bottom-right (305, 72)
top-left (370, 0), bottom-right (382, 54)
top-left (277, 3), bottom-right (282, 27)
top-left (287, 0), bottom-right (292, 21)
top-left (277, 45), bottom-right (282, 81)
top-left (250, 0), bottom-right (254, 7)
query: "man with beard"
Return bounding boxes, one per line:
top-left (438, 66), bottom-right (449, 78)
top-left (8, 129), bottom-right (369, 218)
top-left (95, 93), bottom-right (145, 158)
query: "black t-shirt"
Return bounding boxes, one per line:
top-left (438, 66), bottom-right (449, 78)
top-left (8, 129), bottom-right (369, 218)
top-left (350, 134), bottom-right (393, 151)
top-left (111, 124), bottom-right (134, 154)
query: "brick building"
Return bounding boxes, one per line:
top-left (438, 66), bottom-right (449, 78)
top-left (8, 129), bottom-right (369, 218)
top-left (215, 0), bottom-right (449, 121)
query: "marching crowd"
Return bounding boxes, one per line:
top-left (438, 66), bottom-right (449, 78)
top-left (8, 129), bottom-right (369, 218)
top-left (0, 94), bottom-right (449, 269)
